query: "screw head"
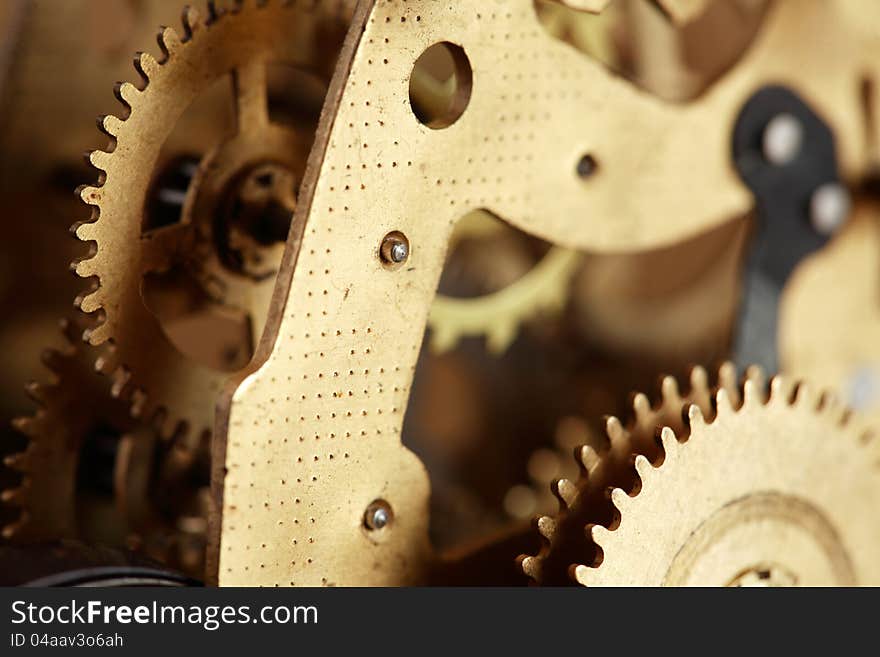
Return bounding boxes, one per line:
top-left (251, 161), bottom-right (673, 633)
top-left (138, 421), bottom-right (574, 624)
top-left (809, 182), bottom-right (851, 236)
top-left (364, 500), bottom-right (393, 531)
top-left (762, 113), bottom-right (803, 166)
top-left (390, 241), bottom-right (409, 263)
top-left (380, 231), bottom-right (410, 267)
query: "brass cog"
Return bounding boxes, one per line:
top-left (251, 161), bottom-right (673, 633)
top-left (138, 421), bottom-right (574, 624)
top-left (427, 211), bottom-right (581, 354)
top-left (2, 316), bottom-right (209, 578)
top-left (571, 370), bottom-right (880, 586)
top-left (517, 363), bottom-right (737, 584)
top-left (73, 0), bottom-right (354, 436)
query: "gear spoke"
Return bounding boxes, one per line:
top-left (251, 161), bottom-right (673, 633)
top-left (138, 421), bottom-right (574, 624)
top-left (232, 60), bottom-right (269, 132)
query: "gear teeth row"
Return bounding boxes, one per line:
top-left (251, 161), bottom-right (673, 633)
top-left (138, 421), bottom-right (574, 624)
top-left (572, 366), bottom-right (876, 586)
top-left (428, 248), bottom-right (582, 354)
top-left (2, 318), bottom-right (81, 538)
top-left (517, 364), bottom-right (720, 585)
top-left (70, 5), bottom-right (211, 334)
top-left (67, 0), bottom-right (358, 440)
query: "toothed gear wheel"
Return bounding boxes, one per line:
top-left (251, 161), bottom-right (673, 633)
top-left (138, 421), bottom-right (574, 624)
top-left (2, 316), bottom-right (209, 578)
top-left (72, 0), bottom-right (355, 437)
top-left (525, 365), bottom-right (880, 586)
top-left (427, 211), bottom-right (581, 353)
top-left (517, 363), bottom-right (732, 584)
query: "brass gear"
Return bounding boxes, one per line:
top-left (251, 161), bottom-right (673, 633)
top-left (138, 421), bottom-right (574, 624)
top-left (522, 365), bottom-right (880, 586)
top-left (517, 363), bottom-right (733, 584)
top-left (427, 211), bottom-right (581, 354)
top-left (576, 371), bottom-right (880, 586)
top-left (2, 316), bottom-right (209, 578)
top-left (73, 0), bottom-right (354, 436)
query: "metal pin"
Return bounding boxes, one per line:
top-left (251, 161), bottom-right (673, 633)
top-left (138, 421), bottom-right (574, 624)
top-left (762, 113), bottom-right (803, 166)
top-left (809, 182), bottom-right (851, 236)
top-left (380, 232), bottom-right (410, 266)
top-left (364, 500), bottom-right (392, 530)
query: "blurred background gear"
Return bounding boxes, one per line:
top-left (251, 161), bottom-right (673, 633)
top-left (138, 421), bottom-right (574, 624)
top-left (4, 315), bottom-right (209, 578)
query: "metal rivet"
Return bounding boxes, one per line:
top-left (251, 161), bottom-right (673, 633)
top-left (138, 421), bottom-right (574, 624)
top-left (380, 231), bottom-right (409, 266)
top-left (364, 500), bottom-right (392, 530)
top-left (762, 113), bottom-right (803, 166)
top-left (809, 182), bottom-right (851, 236)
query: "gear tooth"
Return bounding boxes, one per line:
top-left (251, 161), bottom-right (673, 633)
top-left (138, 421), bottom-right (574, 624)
top-left (536, 515), bottom-right (557, 542)
top-left (4, 451), bottom-right (27, 470)
top-left (10, 416), bottom-right (36, 437)
top-left (518, 554), bottom-right (542, 581)
top-left (1, 486), bottom-right (24, 505)
top-left (689, 365), bottom-right (708, 393)
top-left (576, 444), bottom-right (599, 472)
top-left (745, 363), bottom-right (765, 384)
top-left (686, 403), bottom-right (706, 427)
top-left (24, 382), bottom-right (47, 405)
top-left (632, 392), bottom-right (651, 419)
top-left (73, 256), bottom-right (98, 279)
top-left (134, 51), bottom-right (160, 81)
top-left (74, 221), bottom-right (98, 242)
top-left (634, 454), bottom-right (654, 482)
top-left (715, 386), bottom-right (734, 415)
top-left (58, 317), bottom-right (78, 344)
top-left (660, 375), bottom-right (681, 404)
top-left (658, 426), bottom-right (678, 458)
top-left (588, 523), bottom-right (611, 549)
top-left (93, 349), bottom-right (117, 375)
top-left (609, 487), bottom-right (630, 513)
top-left (181, 5), bottom-right (202, 38)
top-left (486, 322), bottom-right (517, 353)
top-left (718, 361), bottom-right (740, 406)
top-left (2, 512), bottom-right (29, 539)
top-left (82, 318), bottom-right (110, 346)
top-left (97, 114), bottom-right (124, 139)
top-left (114, 81), bottom-right (141, 111)
top-left (87, 149), bottom-right (113, 173)
top-left (605, 416), bottom-right (628, 454)
top-left (129, 388), bottom-right (148, 418)
top-left (572, 563), bottom-right (593, 586)
top-left (157, 25), bottom-right (184, 58)
top-left (75, 291), bottom-right (102, 317)
top-left (428, 327), bottom-right (458, 354)
top-left (792, 380), bottom-right (818, 409)
top-left (77, 184), bottom-right (103, 208)
top-left (552, 478), bottom-right (578, 509)
top-left (746, 375), bottom-right (771, 406)
top-left (110, 366), bottom-right (132, 398)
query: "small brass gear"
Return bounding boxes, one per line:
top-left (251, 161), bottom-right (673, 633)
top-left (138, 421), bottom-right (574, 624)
top-left (72, 0), bottom-right (355, 437)
top-left (517, 363), bottom-right (731, 584)
top-left (427, 211), bottom-right (581, 354)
